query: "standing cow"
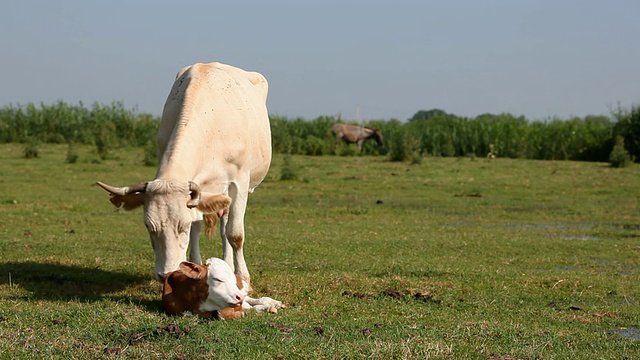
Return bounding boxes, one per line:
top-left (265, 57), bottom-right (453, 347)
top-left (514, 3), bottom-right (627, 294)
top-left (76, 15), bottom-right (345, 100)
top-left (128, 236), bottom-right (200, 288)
top-left (325, 123), bottom-right (384, 153)
top-left (97, 62), bottom-right (271, 292)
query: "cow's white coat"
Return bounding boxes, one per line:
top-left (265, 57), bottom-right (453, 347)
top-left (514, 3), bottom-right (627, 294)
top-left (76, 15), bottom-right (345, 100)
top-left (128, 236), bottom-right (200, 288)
top-left (97, 62), bottom-right (272, 285)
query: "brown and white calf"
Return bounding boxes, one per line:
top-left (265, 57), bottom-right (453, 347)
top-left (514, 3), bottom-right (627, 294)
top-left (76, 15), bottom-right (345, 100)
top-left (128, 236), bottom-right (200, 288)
top-left (162, 257), bottom-right (284, 320)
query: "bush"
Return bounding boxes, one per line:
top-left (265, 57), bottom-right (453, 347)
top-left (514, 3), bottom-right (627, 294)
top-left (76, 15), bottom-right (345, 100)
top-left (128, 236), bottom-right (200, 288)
top-left (65, 142), bottom-right (78, 164)
top-left (388, 126), bottom-right (421, 162)
top-left (280, 154), bottom-right (299, 181)
top-left (337, 143), bottom-right (358, 157)
top-left (609, 135), bottom-right (633, 168)
top-left (387, 129), bottom-right (408, 162)
top-left (23, 139), bottom-right (39, 159)
top-left (94, 122), bottom-right (116, 160)
top-left (304, 135), bottom-right (329, 156)
top-left (613, 104), bottom-right (640, 162)
top-left (408, 150), bottom-right (423, 165)
top-left (143, 139), bottom-right (158, 167)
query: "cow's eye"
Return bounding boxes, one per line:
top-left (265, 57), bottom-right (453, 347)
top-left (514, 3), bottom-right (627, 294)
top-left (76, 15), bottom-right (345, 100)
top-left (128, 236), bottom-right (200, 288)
top-left (211, 277), bottom-right (224, 283)
top-left (145, 223), bottom-right (159, 234)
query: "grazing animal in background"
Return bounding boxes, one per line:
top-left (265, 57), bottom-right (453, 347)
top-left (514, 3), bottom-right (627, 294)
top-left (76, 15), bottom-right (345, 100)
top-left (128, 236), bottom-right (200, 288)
top-left (325, 123), bottom-right (384, 153)
top-left (162, 257), bottom-right (284, 320)
top-left (96, 62), bottom-right (273, 296)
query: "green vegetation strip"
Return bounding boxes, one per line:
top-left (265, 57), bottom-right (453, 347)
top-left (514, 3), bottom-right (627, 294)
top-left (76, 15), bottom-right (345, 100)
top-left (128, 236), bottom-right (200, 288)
top-left (1, 102), bottom-right (639, 164)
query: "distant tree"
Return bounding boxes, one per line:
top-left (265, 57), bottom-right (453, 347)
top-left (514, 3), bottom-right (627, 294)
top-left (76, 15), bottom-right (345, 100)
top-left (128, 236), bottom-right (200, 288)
top-left (408, 109), bottom-right (450, 123)
top-left (609, 135), bottom-right (633, 168)
top-left (613, 104), bottom-right (640, 162)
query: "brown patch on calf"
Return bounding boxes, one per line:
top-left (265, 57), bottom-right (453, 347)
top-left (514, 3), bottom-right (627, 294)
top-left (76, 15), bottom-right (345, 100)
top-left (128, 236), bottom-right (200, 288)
top-left (218, 305), bottom-right (244, 320)
top-left (162, 263), bottom-right (248, 321)
top-left (162, 262), bottom-right (215, 318)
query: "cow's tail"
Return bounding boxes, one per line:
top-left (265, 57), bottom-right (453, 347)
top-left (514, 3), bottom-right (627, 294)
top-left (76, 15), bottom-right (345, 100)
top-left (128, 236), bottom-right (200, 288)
top-left (204, 214), bottom-right (218, 239)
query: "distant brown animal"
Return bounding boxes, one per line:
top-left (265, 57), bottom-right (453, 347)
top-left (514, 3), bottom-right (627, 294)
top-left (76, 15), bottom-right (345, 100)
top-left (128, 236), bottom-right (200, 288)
top-left (325, 124), bottom-right (384, 153)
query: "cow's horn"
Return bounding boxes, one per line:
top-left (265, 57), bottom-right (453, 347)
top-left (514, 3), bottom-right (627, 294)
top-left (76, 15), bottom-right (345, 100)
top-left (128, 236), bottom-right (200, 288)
top-left (96, 181), bottom-right (147, 196)
top-left (187, 181), bottom-right (201, 208)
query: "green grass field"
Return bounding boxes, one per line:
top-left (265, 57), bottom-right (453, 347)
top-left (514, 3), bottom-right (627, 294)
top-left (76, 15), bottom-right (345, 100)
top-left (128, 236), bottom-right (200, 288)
top-left (0, 143), bottom-right (639, 359)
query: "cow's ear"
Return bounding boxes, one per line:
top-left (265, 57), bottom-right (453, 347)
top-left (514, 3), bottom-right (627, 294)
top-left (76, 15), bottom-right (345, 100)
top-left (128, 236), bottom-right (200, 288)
top-left (178, 262), bottom-right (207, 280)
top-left (105, 193), bottom-right (145, 210)
top-left (97, 181), bottom-right (146, 211)
top-left (197, 194), bottom-right (232, 217)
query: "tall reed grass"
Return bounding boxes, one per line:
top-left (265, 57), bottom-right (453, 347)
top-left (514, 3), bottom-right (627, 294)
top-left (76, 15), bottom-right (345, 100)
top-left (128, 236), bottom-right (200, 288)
top-left (1, 101), bottom-right (637, 163)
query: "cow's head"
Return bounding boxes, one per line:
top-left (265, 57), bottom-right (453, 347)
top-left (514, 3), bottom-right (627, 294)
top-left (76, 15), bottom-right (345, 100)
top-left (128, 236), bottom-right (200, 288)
top-left (96, 180), bottom-right (231, 281)
top-left (372, 129), bottom-right (384, 146)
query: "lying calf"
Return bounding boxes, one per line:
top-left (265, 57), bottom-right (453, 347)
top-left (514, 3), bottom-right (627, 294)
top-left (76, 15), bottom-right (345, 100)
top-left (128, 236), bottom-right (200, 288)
top-left (162, 257), bottom-right (284, 320)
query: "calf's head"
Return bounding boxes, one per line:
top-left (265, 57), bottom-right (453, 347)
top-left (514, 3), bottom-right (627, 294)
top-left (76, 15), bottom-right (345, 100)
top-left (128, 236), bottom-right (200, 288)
top-left (162, 258), bottom-right (245, 316)
top-left (96, 179), bottom-right (231, 280)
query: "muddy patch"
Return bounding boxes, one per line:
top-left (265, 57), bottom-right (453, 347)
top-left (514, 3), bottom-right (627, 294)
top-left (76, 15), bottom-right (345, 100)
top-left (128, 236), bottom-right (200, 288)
top-left (506, 222), bottom-right (640, 241)
top-left (545, 235), bottom-right (610, 241)
top-left (269, 322), bottom-right (292, 333)
top-left (504, 222), bottom-right (639, 241)
top-left (609, 327), bottom-right (640, 341)
top-left (342, 288), bottom-right (442, 304)
top-left (157, 323), bottom-right (190, 336)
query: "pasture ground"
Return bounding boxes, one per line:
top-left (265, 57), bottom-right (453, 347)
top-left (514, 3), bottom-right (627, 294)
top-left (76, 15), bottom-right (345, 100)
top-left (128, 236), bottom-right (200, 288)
top-left (0, 143), bottom-right (639, 359)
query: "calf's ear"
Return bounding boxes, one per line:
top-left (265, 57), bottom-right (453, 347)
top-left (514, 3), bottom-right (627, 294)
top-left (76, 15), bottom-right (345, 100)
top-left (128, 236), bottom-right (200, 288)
top-left (178, 261), bottom-right (207, 280)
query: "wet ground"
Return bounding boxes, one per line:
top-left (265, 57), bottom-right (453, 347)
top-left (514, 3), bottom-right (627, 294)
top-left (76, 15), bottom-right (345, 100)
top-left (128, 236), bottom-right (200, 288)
top-left (609, 327), bottom-right (640, 341)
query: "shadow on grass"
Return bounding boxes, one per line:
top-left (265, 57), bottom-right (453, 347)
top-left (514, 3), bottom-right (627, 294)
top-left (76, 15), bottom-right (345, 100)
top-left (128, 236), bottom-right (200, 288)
top-left (0, 261), bottom-right (162, 312)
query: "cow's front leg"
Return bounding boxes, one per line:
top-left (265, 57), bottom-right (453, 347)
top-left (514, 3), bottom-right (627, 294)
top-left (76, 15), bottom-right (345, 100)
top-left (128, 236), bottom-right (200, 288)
top-left (188, 220), bottom-right (203, 264)
top-left (226, 183), bottom-right (251, 291)
top-left (219, 214), bottom-right (234, 270)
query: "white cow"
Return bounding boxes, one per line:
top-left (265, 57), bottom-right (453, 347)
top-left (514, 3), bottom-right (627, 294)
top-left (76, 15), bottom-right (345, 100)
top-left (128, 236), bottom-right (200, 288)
top-left (97, 62), bottom-right (272, 291)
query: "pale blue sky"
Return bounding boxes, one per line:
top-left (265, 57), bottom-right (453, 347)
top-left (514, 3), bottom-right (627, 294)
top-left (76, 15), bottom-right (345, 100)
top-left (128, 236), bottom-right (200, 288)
top-left (2, 1), bottom-right (639, 121)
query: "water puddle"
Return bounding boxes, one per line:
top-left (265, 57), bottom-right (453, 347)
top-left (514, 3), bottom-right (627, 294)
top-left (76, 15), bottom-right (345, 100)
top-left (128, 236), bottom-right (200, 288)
top-left (609, 327), bottom-right (640, 341)
top-left (508, 223), bottom-right (593, 230)
top-left (546, 235), bottom-right (609, 241)
top-left (507, 223), bottom-right (616, 240)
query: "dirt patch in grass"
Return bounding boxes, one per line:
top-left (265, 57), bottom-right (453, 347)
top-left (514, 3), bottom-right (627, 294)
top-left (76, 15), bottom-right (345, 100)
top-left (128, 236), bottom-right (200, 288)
top-left (342, 288), bottom-right (442, 304)
top-left (609, 327), bottom-right (640, 341)
top-left (157, 323), bottom-right (190, 336)
top-left (269, 322), bottom-right (292, 333)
